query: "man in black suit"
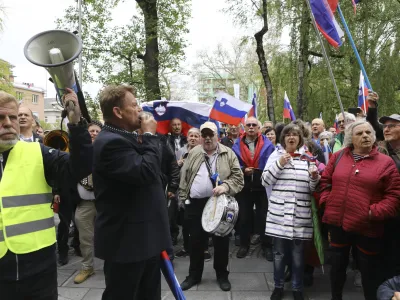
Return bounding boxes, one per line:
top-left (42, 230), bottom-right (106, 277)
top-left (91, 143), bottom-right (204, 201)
top-left (93, 85), bottom-right (171, 300)
top-left (18, 106), bottom-right (43, 143)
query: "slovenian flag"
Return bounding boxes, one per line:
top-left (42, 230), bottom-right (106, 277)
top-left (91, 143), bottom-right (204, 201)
top-left (142, 100), bottom-right (211, 135)
top-left (333, 114), bottom-right (339, 133)
top-left (283, 92), bottom-right (296, 121)
top-left (248, 92), bottom-right (257, 118)
top-left (358, 71), bottom-right (369, 114)
top-left (310, 0), bottom-right (344, 48)
top-left (209, 92), bottom-right (253, 125)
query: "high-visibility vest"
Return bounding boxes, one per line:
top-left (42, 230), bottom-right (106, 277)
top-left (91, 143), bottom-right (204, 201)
top-left (0, 141), bottom-right (54, 259)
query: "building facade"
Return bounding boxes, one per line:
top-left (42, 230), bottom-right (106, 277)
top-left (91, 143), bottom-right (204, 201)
top-left (44, 97), bottom-right (63, 128)
top-left (13, 82), bottom-right (45, 120)
top-left (197, 73), bottom-right (236, 103)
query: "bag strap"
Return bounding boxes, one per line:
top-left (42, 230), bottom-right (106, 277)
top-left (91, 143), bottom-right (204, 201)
top-left (334, 149), bottom-right (345, 169)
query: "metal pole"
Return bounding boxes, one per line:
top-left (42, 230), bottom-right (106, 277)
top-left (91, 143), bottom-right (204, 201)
top-left (78, 0), bottom-right (83, 87)
top-left (305, 0), bottom-right (346, 121)
top-left (337, 5), bottom-right (372, 90)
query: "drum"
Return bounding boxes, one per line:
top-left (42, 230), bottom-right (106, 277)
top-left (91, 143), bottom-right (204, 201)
top-left (201, 194), bottom-right (239, 237)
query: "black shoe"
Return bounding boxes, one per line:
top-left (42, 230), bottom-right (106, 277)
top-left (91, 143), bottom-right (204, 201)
top-left (284, 266), bottom-right (292, 282)
top-left (293, 291), bottom-right (305, 300)
top-left (270, 287), bottom-right (284, 300)
top-left (236, 246), bottom-right (249, 258)
top-left (234, 234), bottom-right (240, 246)
top-left (204, 251), bottom-right (212, 261)
top-left (180, 277), bottom-right (200, 291)
top-left (58, 253), bottom-right (69, 266)
top-left (217, 277), bottom-right (231, 291)
top-left (265, 247), bottom-right (273, 262)
top-left (175, 249), bottom-right (189, 258)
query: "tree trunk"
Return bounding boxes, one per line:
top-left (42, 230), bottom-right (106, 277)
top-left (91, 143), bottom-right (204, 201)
top-left (136, 0), bottom-right (161, 101)
top-left (296, 0), bottom-right (311, 120)
top-left (254, 0), bottom-right (275, 123)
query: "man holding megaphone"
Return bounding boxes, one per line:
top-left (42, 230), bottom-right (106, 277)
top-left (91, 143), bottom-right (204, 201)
top-left (0, 89), bottom-right (93, 300)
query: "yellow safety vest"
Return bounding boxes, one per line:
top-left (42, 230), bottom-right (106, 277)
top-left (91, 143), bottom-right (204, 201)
top-left (0, 141), bottom-right (54, 259)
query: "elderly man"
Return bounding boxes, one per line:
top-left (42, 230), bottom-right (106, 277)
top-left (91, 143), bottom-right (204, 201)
top-left (18, 106), bottom-right (43, 143)
top-left (0, 90), bottom-right (92, 300)
top-left (333, 112), bottom-right (356, 152)
top-left (311, 118), bottom-right (325, 143)
top-left (232, 116), bottom-right (275, 259)
top-left (179, 122), bottom-right (244, 291)
top-left (221, 124), bottom-right (240, 148)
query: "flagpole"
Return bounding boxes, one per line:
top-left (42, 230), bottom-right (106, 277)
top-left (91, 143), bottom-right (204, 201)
top-left (337, 5), bottom-right (372, 90)
top-left (306, 0), bottom-right (346, 121)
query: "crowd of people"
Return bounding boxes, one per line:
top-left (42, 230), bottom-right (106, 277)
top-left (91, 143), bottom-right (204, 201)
top-left (0, 86), bottom-right (399, 300)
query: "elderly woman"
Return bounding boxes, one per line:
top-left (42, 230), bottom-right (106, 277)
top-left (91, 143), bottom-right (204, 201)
top-left (262, 124), bottom-right (320, 300)
top-left (318, 130), bottom-right (333, 146)
top-left (319, 120), bottom-right (400, 300)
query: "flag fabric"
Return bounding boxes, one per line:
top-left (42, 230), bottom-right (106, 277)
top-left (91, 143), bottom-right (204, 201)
top-left (310, 0), bottom-right (344, 48)
top-left (209, 92), bottom-right (253, 125)
top-left (160, 251), bottom-right (186, 300)
top-left (358, 71), bottom-right (369, 114)
top-left (283, 92), bottom-right (296, 121)
top-left (142, 100), bottom-right (211, 135)
top-left (248, 92), bottom-right (257, 118)
top-left (333, 114), bottom-right (339, 133)
top-left (239, 117), bottom-right (246, 134)
top-left (322, 139), bottom-right (332, 164)
top-left (327, 0), bottom-right (339, 12)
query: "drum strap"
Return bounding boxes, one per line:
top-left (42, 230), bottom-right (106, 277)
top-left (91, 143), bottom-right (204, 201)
top-left (204, 155), bottom-right (217, 188)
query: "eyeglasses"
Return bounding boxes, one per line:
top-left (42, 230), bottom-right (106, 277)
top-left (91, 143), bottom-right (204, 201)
top-left (338, 120), bottom-right (345, 124)
top-left (285, 133), bottom-right (299, 138)
top-left (246, 123), bottom-right (258, 128)
top-left (201, 133), bottom-right (214, 138)
top-left (383, 124), bottom-right (400, 130)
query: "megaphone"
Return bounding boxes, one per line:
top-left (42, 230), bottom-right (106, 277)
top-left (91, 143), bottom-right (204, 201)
top-left (24, 30), bottom-right (82, 101)
top-left (24, 30), bottom-right (91, 122)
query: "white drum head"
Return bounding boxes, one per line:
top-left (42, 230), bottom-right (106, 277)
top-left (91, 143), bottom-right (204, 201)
top-left (201, 194), bottom-right (227, 233)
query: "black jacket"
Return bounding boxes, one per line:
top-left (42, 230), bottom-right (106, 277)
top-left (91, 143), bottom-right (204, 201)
top-left (221, 136), bottom-right (236, 149)
top-left (0, 123), bottom-right (93, 281)
top-left (158, 135), bottom-right (179, 194)
top-left (166, 133), bottom-right (187, 156)
top-left (93, 126), bottom-right (171, 263)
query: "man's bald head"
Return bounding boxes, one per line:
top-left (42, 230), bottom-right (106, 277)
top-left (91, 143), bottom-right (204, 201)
top-left (311, 118), bottom-right (325, 137)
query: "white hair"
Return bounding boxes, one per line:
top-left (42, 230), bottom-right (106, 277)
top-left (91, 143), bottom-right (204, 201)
top-left (318, 130), bottom-right (333, 141)
top-left (187, 127), bottom-right (200, 135)
top-left (338, 112), bottom-right (356, 122)
top-left (343, 120), bottom-right (376, 148)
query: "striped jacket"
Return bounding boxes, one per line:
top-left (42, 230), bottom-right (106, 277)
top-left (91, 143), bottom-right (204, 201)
top-left (261, 148), bottom-right (319, 240)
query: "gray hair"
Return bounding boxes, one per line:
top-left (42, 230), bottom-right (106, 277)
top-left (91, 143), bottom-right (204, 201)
top-left (319, 130), bottom-right (333, 141)
top-left (187, 127), bottom-right (200, 136)
top-left (338, 112), bottom-right (356, 123)
top-left (343, 120), bottom-right (376, 148)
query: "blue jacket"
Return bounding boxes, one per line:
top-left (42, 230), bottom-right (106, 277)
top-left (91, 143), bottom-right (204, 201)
top-left (377, 276), bottom-right (400, 300)
top-left (232, 134), bottom-right (275, 191)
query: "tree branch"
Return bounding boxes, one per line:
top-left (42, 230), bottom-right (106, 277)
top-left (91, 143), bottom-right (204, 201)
top-left (308, 50), bottom-right (344, 58)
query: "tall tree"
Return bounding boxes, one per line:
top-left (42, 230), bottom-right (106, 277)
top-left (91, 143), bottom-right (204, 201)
top-left (56, 0), bottom-right (190, 101)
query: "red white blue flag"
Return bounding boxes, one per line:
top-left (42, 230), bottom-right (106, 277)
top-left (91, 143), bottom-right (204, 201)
top-left (209, 92), bottom-right (253, 125)
top-left (283, 92), bottom-right (296, 121)
top-left (310, 0), bottom-right (344, 48)
top-left (247, 92), bottom-right (257, 118)
top-left (358, 71), bottom-right (369, 114)
top-left (142, 100), bottom-right (211, 135)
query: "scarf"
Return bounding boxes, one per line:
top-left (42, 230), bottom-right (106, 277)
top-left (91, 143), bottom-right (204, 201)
top-left (239, 133), bottom-right (265, 168)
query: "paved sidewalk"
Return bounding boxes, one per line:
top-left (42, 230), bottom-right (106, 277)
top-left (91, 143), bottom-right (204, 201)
top-left (57, 241), bottom-right (364, 300)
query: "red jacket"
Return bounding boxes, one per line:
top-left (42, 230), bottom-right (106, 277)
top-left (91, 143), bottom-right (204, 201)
top-left (320, 147), bottom-right (400, 238)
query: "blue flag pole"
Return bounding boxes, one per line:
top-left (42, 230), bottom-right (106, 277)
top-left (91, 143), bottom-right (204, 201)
top-left (337, 4), bottom-right (373, 90)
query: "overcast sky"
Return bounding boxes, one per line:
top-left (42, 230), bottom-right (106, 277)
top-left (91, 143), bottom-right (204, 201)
top-left (0, 0), bottom-right (247, 99)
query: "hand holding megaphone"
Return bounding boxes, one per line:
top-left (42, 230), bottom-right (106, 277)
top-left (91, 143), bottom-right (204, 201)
top-left (62, 88), bottom-right (81, 124)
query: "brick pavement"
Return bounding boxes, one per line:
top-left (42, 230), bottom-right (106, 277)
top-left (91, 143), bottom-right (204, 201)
top-left (56, 240), bottom-right (365, 300)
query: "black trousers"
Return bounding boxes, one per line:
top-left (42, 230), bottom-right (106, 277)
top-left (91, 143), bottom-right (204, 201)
top-left (236, 189), bottom-right (271, 248)
top-left (168, 196), bottom-right (179, 239)
top-left (328, 225), bottom-right (383, 300)
top-left (0, 265), bottom-right (58, 300)
top-left (185, 197), bottom-right (229, 281)
top-left (102, 256), bottom-right (161, 300)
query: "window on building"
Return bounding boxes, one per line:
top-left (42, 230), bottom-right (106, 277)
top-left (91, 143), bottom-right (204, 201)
top-left (16, 92), bottom-right (23, 101)
top-left (32, 94), bottom-right (38, 104)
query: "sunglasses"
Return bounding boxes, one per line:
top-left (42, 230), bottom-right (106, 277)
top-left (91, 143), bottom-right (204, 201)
top-left (201, 133), bottom-right (214, 138)
top-left (246, 123), bottom-right (258, 128)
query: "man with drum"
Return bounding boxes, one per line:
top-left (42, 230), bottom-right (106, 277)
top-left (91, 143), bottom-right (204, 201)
top-left (178, 121), bottom-right (244, 291)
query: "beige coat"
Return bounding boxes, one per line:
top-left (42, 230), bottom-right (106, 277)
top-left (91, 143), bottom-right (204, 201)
top-left (178, 143), bottom-right (244, 202)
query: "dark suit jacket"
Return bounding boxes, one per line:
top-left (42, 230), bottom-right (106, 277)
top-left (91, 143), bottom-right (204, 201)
top-left (33, 132), bottom-right (43, 143)
top-left (93, 127), bottom-right (171, 263)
